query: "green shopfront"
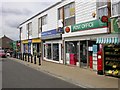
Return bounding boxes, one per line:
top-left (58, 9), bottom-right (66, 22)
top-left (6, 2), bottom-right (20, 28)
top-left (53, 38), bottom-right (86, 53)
top-left (96, 17), bottom-right (120, 77)
top-left (63, 19), bottom-right (113, 71)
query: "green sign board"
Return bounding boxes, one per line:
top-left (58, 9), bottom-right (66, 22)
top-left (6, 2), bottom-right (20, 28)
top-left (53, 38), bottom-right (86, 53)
top-left (111, 17), bottom-right (120, 33)
top-left (71, 19), bottom-right (107, 32)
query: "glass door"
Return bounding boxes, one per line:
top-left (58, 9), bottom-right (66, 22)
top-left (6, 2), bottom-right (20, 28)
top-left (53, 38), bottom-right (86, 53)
top-left (80, 41), bottom-right (87, 68)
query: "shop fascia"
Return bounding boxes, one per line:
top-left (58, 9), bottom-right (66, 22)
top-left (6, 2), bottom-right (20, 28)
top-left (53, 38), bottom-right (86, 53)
top-left (71, 19), bottom-right (107, 32)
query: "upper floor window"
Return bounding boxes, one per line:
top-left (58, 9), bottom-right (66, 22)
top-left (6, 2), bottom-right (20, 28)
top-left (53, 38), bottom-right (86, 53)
top-left (58, 7), bottom-right (64, 20)
top-left (42, 15), bottom-right (47, 25)
top-left (97, 0), bottom-right (108, 18)
top-left (38, 17), bottom-right (42, 33)
top-left (58, 2), bottom-right (75, 27)
top-left (26, 22), bottom-right (32, 36)
top-left (64, 2), bottom-right (75, 19)
top-left (112, 1), bottom-right (120, 16)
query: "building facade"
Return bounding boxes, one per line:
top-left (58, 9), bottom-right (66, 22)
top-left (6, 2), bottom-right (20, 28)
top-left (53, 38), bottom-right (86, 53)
top-left (19, 0), bottom-right (120, 76)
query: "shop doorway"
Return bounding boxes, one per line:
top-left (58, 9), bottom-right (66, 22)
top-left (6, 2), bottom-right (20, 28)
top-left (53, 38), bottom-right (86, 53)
top-left (80, 41), bottom-right (87, 68)
top-left (65, 41), bottom-right (78, 65)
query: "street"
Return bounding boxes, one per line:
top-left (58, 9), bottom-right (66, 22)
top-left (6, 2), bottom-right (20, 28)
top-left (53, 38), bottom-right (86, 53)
top-left (2, 58), bottom-right (82, 88)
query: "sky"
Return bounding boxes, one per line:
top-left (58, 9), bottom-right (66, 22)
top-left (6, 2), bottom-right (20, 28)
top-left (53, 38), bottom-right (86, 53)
top-left (0, 0), bottom-right (61, 41)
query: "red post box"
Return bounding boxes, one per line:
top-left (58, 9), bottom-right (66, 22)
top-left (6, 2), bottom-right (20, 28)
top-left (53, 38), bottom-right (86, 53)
top-left (97, 51), bottom-right (103, 75)
top-left (89, 56), bottom-right (93, 69)
top-left (70, 54), bottom-right (77, 65)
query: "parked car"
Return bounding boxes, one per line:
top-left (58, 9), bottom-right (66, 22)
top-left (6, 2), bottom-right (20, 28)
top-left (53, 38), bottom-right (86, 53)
top-left (0, 50), bottom-right (6, 58)
top-left (6, 52), bottom-right (10, 57)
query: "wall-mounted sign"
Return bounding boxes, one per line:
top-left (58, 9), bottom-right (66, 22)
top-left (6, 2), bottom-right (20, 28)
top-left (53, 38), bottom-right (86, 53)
top-left (111, 17), bottom-right (120, 33)
top-left (71, 19), bottom-right (107, 32)
top-left (41, 29), bottom-right (63, 40)
top-left (65, 27), bottom-right (70, 33)
top-left (28, 39), bottom-right (32, 43)
top-left (41, 29), bottom-right (63, 37)
top-left (93, 45), bottom-right (98, 54)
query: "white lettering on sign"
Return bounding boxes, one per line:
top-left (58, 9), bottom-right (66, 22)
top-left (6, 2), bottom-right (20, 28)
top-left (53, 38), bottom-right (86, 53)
top-left (73, 22), bottom-right (94, 30)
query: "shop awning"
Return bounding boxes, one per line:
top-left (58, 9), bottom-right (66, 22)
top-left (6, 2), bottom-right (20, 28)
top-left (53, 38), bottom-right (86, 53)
top-left (32, 38), bottom-right (41, 43)
top-left (96, 37), bottom-right (120, 44)
top-left (22, 40), bottom-right (28, 44)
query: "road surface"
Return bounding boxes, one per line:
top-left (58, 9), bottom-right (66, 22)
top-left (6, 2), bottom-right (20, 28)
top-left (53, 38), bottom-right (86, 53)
top-left (2, 58), bottom-right (83, 88)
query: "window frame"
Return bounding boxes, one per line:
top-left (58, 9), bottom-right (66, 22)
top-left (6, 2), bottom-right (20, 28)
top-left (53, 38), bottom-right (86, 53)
top-left (42, 15), bottom-right (47, 26)
top-left (64, 2), bottom-right (75, 20)
top-left (97, 0), bottom-right (108, 18)
top-left (112, 1), bottom-right (120, 17)
top-left (38, 17), bottom-right (42, 33)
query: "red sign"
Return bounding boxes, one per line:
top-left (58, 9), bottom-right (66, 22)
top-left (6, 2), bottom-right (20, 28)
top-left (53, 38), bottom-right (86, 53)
top-left (101, 16), bottom-right (108, 23)
top-left (65, 27), bottom-right (70, 33)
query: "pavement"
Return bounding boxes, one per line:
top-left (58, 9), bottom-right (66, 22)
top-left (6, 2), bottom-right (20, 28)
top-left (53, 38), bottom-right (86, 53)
top-left (9, 57), bottom-right (119, 89)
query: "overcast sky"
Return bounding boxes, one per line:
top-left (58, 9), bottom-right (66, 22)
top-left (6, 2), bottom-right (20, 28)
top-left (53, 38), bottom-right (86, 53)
top-left (0, 0), bottom-right (61, 41)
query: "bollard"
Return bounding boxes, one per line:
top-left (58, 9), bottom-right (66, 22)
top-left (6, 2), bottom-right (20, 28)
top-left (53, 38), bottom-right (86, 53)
top-left (37, 54), bottom-right (41, 66)
top-left (21, 53), bottom-right (22, 60)
top-left (39, 57), bottom-right (41, 66)
top-left (16, 53), bottom-right (18, 59)
top-left (31, 54), bottom-right (33, 63)
top-left (34, 55), bottom-right (36, 64)
top-left (23, 53), bottom-right (24, 61)
top-left (28, 53), bottom-right (29, 62)
top-left (25, 53), bottom-right (27, 61)
top-left (17, 53), bottom-right (19, 59)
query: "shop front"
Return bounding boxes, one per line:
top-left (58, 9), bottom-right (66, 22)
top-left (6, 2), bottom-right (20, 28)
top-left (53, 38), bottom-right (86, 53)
top-left (32, 38), bottom-right (41, 55)
top-left (28, 39), bottom-right (32, 54)
top-left (41, 29), bottom-right (63, 63)
top-left (63, 19), bottom-right (108, 69)
top-left (96, 36), bottom-right (120, 77)
top-left (22, 40), bottom-right (28, 53)
top-left (96, 17), bottom-right (120, 77)
top-left (65, 39), bottom-right (97, 68)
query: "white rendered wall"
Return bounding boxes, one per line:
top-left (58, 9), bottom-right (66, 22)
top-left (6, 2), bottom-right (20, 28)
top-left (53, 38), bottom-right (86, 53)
top-left (75, 0), bottom-right (97, 24)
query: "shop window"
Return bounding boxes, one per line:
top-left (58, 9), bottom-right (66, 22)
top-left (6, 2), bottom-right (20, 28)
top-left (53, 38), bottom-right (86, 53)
top-left (44, 44), bottom-right (46, 57)
top-left (38, 17), bottom-right (42, 33)
top-left (61, 44), bottom-right (63, 60)
top-left (46, 44), bottom-right (51, 59)
top-left (33, 44), bottom-right (37, 55)
top-left (42, 15), bottom-right (47, 25)
top-left (97, 0), bottom-right (108, 18)
top-left (112, 2), bottom-right (120, 16)
top-left (53, 44), bottom-right (59, 61)
top-left (28, 43), bottom-right (31, 53)
top-left (66, 42), bottom-right (77, 54)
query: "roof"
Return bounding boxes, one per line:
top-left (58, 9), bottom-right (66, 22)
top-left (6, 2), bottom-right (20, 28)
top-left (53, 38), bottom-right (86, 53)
top-left (19, 1), bottom-right (62, 27)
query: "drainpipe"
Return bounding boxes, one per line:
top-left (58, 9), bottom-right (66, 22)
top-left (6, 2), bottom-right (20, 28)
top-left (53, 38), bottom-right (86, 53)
top-left (19, 28), bottom-right (22, 53)
top-left (107, 0), bottom-right (111, 33)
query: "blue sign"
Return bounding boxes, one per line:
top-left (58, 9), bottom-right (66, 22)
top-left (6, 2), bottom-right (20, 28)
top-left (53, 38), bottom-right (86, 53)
top-left (41, 28), bottom-right (63, 37)
top-left (93, 45), bottom-right (97, 53)
top-left (28, 39), bottom-right (32, 43)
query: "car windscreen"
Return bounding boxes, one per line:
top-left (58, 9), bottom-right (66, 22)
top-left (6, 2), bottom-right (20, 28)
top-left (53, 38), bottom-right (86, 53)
top-left (0, 50), bottom-right (5, 53)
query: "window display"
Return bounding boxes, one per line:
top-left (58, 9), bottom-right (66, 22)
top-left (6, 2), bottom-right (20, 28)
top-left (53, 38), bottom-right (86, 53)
top-left (46, 44), bottom-right (51, 59)
top-left (104, 44), bottom-right (120, 77)
top-left (80, 41), bottom-right (87, 67)
top-left (53, 44), bottom-right (59, 61)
